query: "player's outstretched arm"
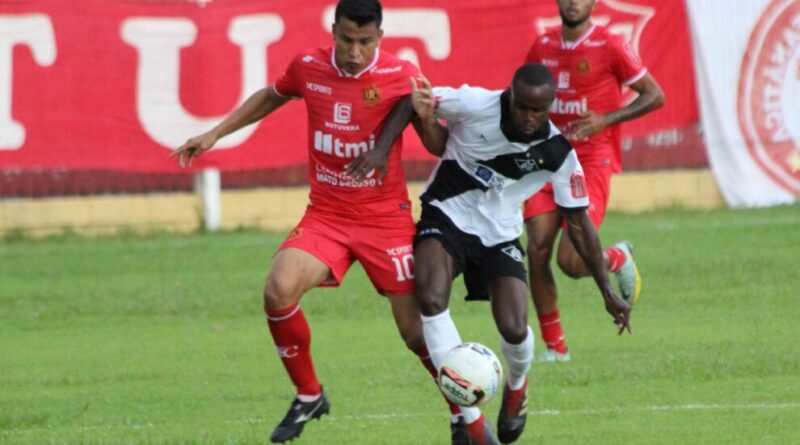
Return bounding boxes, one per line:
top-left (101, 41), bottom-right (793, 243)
top-left (564, 210), bottom-right (632, 334)
top-left (569, 73), bottom-right (665, 141)
top-left (170, 87), bottom-right (290, 167)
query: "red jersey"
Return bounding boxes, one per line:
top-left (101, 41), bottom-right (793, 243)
top-left (526, 24), bottom-right (646, 172)
top-left (274, 47), bottom-right (420, 217)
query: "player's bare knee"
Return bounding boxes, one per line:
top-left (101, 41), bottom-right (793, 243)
top-left (556, 253), bottom-right (584, 279)
top-left (498, 319), bottom-right (528, 345)
top-left (263, 276), bottom-right (300, 310)
top-left (416, 289), bottom-right (449, 316)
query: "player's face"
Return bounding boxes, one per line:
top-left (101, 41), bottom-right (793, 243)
top-left (509, 82), bottom-right (554, 137)
top-left (557, 0), bottom-right (596, 28)
top-left (332, 17), bottom-right (383, 75)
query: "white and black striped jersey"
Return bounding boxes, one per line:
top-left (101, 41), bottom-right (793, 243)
top-left (421, 85), bottom-right (589, 246)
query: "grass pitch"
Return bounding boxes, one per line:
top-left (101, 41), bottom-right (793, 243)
top-left (1, 205), bottom-right (799, 444)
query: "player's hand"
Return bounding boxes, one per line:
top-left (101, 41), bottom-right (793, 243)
top-left (344, 149), bottom-right (388, 184)
top-left (170, 131), bottom-right (218, 167)
top-left (567, 111), bottom-right (609, 140)
top-left (602, 285), bottom-right (632, 335)
top-left (410, 75), bottom-right (436, 122)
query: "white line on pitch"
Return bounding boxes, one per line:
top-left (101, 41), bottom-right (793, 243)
top-left (3, 402), bottom-right (798, 436)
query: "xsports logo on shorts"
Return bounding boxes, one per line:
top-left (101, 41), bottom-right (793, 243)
top-left (738, 0), bottom-right (800, 195)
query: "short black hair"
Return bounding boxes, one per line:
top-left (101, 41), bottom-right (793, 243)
top-left (513, 64), bottom-right (555, 90)
top-left (335, 0), bottom-right (383, 27)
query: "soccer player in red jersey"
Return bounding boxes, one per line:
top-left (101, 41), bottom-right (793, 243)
top-left (171, 1), bottom-right (466, 443)
top-left (523, 0), bottom-right (664, 362)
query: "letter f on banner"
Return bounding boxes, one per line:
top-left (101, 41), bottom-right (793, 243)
top-left (121, 15), bottom-right (284, 149)
top-left (0, 14), bottom-right (56, 150)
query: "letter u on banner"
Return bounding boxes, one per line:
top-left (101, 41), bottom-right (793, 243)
top-left (121, 14), bottom-right (284, 149)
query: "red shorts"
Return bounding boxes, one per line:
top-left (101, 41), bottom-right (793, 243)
top-left (278, 208), bottom-right (416, 297)
top-left (523, 163), bottom-right (612, 228)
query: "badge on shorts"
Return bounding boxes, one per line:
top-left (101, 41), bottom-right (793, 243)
top-left (287, 227), bottom-right (304, 241)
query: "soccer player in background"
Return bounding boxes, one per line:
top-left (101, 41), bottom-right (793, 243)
top-left (523, 0), bottom-right (664, 362)
top-left (394, 65), bottom-right (631, 444)
top-left (171, 1), bottom-right (468, 443)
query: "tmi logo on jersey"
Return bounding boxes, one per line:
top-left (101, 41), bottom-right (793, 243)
top-left (314, 131), bottom-right (375, 158)
top-left (551, 96), bottom-right (588, 115)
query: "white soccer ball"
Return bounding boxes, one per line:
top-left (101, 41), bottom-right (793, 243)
top-left (437, 342), bottom-right (503, 407)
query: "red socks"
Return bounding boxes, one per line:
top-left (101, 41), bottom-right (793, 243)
top-left (605, 246), bottom-right (626, 273)
top-left (538, 310), bottom-right (568, 353)
top-left (266, 304), bottom-right (321, 397)
top-left (412, 345), bottom-right (461, 416)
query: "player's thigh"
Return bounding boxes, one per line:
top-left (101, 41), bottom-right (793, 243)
top-left (265, 248), bottom-right (332, 309)
top-left (489, 276), bottom-right (530, 344)
top-left (350, 215), bottom-right (416, 297)
top-left (413, 237), bottom-right (458, 315)
top-left (524, 210), bottom-right (562, 260)
top-left (479, 240), bottom-right (529, 342)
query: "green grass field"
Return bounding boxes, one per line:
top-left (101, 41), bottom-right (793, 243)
top-left (1, 206), bottom-right (799, 445)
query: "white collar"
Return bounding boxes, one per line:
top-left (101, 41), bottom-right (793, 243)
top-left (561, 23), bottom-right (596, 50)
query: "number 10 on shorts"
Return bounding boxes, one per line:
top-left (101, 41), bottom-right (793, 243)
top-left (391, 254), bottom-right (414, 281)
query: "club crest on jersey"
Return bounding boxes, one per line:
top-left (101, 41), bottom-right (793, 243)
top-left (570, 171), bottom-right (587, 199)
top-left (577, 59), bottom-right (590, 73)
top-left (501, 246), bottom-right (523, 263)
top-left (363, 85), bottom-right (381, 105)
top-left (515, 158), bottom-right (540, 172)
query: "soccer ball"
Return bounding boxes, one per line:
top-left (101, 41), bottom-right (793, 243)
top-left (437, 342), bottom-right (503, 407)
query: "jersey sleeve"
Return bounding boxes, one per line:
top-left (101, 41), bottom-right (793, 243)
top-left (431, 86), bottom-right (464, 123)
top-left (609, 34), bottom-right (647, 87)
top-left (273, 54), bottom-right (304, 98)
top-left (551, 150), bottom-right (590, 211)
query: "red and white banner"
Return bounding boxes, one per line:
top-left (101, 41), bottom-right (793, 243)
top-left (0, 0), bottom-right (699, 173)
top-left (688, 0), bottom-right (799, 206)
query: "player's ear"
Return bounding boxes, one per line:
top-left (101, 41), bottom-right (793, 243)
top-left (331, 23), bottom-right (337, 40)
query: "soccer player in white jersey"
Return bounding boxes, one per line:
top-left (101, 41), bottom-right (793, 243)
top-left (401, 65), bottom-right (632, 444)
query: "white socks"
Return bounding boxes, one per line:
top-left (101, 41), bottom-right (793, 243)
top-left (500, 326), bottom-right (534, 391)
top-left (421, 309), bottom-right (482, 424)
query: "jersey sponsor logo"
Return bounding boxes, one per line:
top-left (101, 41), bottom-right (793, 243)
top-left (515, 158), bottom-right (540, 172)
top-left (557, 71), bottom-right (570, 89)
top-left (333, 102), bottom-right (352, 124)
top-left (551, 96), bottom-right (588, 115)
top-left (476, 165), bottom-right (494, 181)
top-left (570, 171), bottom-right (587, 199)
top-left (737, 0), bottom-right (800, 194)
top-left (542, 58), bottom-right (559, 67)
top-left (277, 345), bottom-right (299, 358)
top-left (314, 131), bottom-right (375, 158)
top-left (372, 66), bottom-right (403, 74)
top-left (501, 245), bottom-right (523, 263)
top-left (314, 163), bottom-right (378, 188)
top-left (306, 81), bottom-right (332, 95)
top-left (363, 85), bottom-right (381, 105)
